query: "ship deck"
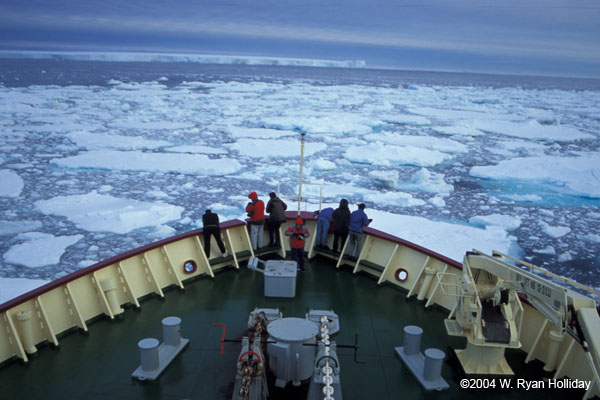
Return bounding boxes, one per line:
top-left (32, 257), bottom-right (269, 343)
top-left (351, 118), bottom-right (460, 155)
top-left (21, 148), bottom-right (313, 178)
top-left (0, 253), bottom-right (587, 400)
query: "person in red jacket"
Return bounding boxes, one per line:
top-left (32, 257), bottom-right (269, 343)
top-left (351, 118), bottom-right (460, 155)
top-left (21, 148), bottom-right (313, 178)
top-left (285, 218), bottom-right (310, 271)
top-left (246, 192), bottom-right (265, 250)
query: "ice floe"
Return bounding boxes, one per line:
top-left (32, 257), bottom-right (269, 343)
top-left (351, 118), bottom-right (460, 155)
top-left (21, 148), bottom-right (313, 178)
top-left (35, 191), bottom-right (184, 234)
top-left (66, 131), bottom-right (170, 150)
top-left (3, 232), bottom-right (83, 268)
top-left (0, 220), bottom-right (43, 236)
top-left (0, 170), bottom-right (24, 197)
top-left (472, 119), bottom-right (594, 142)
top-left (366, 209), bottom-right (516, 263)
top-left (540, 222), bottom-right (571, 238)
top-left (0, 277), bottom-right (51, 305)
top-left (399, 168), bottom-right (453, 196)
top-left (469, 214), bottom-right (522, 231)
top-left (227, 138), bottom-right (326, 158)
top-left (52, 150), bottom-right (242, 175)
top-left (345, 143), bottom-right (450, 167)
top-left (470, 154), bottom-right (600, 198)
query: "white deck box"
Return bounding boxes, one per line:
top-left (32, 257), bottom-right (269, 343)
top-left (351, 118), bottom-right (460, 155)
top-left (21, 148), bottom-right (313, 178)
top-left (263, 260), bottom-right (297, 298)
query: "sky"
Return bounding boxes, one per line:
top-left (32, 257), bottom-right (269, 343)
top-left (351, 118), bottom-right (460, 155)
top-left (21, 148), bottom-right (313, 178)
top-left (0, 0), bottom-right (599, 78)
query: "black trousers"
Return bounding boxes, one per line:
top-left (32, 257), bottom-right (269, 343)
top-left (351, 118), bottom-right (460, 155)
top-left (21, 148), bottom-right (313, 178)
top-left (333, 230), bottom-right (348, 252)
top-left (203, 226), bottom-right (226, 258)
top-left (291, 247), bottom-right (305, 270)
top-left (268, 220), bottom-right (282, 244)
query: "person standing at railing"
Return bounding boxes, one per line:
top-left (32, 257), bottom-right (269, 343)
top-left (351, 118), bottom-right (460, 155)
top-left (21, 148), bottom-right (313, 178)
top-left (347, 203), bottom-right (372, 261)
top-left (313, 206), bottom-right (334, 250)
top-left (285, 218), bottom-right (310, 271)
top-left (332, 199), bottom-right (350, 253)
top-left (202, 209), bottom-right (228, 258)
top-left (266, 192), bottom-right (287, 247)
top-left (246, 192), bottom-right (265, 251)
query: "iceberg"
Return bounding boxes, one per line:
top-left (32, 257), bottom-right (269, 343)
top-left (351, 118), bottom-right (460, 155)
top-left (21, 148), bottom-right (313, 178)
top-left (0, 50), bottom-right (366, 69)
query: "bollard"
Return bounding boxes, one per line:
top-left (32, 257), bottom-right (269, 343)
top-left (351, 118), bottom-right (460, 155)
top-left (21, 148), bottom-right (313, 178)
top-left (423, 348), bottom-right (445, 381)
top-left (403, 325), bottom-right (423, 356)
top-left (138, 338), bottom-right (160, 372)
top-left (162, 316), bottom-right (182, 347)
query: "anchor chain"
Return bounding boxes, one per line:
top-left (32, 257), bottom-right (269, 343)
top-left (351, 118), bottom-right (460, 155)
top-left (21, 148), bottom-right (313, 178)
top-left (237, 316), bottom-right (267, 400)
top-left (320, 315), bottom-right (334, 400)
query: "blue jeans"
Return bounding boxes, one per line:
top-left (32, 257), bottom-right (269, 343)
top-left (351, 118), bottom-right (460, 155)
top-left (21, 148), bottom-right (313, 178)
top-left (347, 231), bottom-right (362, 258)
top-left (316, 217), bottom-right (330, 246)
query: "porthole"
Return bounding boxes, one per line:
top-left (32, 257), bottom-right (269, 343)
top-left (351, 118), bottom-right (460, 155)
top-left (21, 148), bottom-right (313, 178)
top-left (395, 268), bottom-right (408, 282)
top-left (183, 260), bottom-right (198, 274)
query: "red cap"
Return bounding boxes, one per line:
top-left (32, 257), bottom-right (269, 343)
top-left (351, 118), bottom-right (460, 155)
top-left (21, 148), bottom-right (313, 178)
top-left (295, 218), bottom-right (303, 225)
top-left (248, 192), bottom-right (258, 200)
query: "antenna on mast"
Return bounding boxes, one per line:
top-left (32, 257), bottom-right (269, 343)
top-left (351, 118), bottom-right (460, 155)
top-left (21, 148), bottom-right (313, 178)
top-left (297, 133), bottom-right (306, 216)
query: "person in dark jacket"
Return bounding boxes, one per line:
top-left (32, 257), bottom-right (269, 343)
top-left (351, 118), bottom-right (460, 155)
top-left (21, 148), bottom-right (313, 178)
top-left (246, 192), bottom-right (265, 250)
top-left (202, 209), bottom-right (227, 258)
top-left (285, 218), bottom-right (310, 271)
top-left (266, 192), bottom-right (287, 247)
top-left (347, 203), bottom-right (372, 261)
top-left (332, 199), bottom-right (350, 253)
top-left (313, 207), bottom-right (334, 249)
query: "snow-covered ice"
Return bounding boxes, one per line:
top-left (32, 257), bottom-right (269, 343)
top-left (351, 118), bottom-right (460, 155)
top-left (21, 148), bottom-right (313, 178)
top-left (35, 191), bottom-right (184, 234)
top-left (366, 209), bottom-right (516, 263)
top-left (0, 170), bottom-right (24, 197)
top-left (470, 154), bottom-right (600, 198)
top-left (345, 143), bottom-right (450, 167)
top-left (540, 222), bottom-right (571, 238)
top-left (0, 277), bottom-right (51, 305)
top-left (472, 119), bottom-right (594, 142)
top-left (469, 214), bottom-right (522, 231)
top-left (4, 232), bottom-right (83, 268)
top-left (0, 50), bottom-right (367, 68)
top-left (52, 150), bottom-right (242, 175)
top-left (227, 138), bottom-right (326, 158)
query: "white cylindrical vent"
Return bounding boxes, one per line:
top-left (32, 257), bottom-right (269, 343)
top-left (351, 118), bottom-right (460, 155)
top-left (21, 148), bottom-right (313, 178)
top-left (423, 348), bottom-right (445, 381)
top-left (16, 310), bottom-right (37, 355)
top-left (417, 267), bottom-right (436, 301)
top-left (101, 277), bottom-right (122, 316)
top-left (403, 325), bottom-right (423, 356)
top-left (162, 316), bottom-right (182, 347)
top-left (543, 330), bottom-right (565, 372)
top-left (139, 338), bottom-right (160, 371)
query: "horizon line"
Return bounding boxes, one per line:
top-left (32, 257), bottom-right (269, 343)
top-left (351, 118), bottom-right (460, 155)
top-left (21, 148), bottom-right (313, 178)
top-left (1, 49), bottom-right (600, 81)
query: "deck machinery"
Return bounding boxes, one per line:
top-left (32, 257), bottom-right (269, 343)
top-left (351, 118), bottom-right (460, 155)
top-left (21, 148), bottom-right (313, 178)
top-left (233, 308), bottom-right (341, 400)
top-left (443, 249), bottom-right (598, 377)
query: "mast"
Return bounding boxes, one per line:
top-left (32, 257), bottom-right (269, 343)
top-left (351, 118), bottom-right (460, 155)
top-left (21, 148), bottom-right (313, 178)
top-left (297, 133), bottom-right (306, 216)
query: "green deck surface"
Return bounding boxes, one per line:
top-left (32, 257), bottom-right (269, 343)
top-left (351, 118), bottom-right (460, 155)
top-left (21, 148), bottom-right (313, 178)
top-left (0, 255), bottom-right (587, 399)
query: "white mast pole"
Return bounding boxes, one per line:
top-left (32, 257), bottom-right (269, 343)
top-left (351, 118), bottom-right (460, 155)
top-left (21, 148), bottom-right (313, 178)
top-left (297, 133), bottom-right (306, 216)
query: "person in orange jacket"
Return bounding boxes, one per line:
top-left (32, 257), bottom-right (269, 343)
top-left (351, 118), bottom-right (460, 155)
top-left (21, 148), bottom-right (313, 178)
top-left (246, 192), bottom-right (265, 250)
top-left (285, 218), bottom-right (310, 271)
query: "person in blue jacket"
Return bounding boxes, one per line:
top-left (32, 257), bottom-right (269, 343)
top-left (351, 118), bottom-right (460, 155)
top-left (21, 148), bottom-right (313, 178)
top-left (313, 206), bottom-right (334, 250)
top-left (347, 203), bottom-right (372, 261)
